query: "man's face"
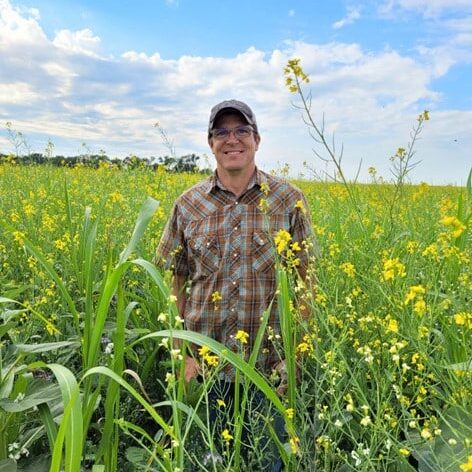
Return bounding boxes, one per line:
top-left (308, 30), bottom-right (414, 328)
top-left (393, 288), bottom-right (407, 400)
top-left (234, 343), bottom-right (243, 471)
top-left (209, 112), bottom-right (260, 174)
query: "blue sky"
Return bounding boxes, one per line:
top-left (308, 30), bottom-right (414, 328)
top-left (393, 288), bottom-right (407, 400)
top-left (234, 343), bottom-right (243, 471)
top-left (1, 0), bottom-right (471, 184)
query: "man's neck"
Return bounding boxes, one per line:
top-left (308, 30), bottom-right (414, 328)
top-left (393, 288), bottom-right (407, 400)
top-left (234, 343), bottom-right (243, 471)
top-left (216, 166), bottom-right (256, 198)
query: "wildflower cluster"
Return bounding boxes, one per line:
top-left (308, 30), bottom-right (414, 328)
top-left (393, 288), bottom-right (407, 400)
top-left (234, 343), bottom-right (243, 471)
top-left (283, 58), bottom-right (310, 93)
top-left (198, 345), bottom-right (219, 367)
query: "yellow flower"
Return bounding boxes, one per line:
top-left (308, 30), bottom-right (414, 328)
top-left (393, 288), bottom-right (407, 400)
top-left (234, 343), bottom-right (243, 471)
top-left (109, 191), bottom-right (124, 203)
top-left (460, 455), bottom-right (472, 471)
top-left (12, 230), bottom-right (25, 244)
top-left (441, 215), bottom-right (466, 238)
top-left (211, 291), bottom-right (222, 310)
top-left (199, 345), bottom-right (219, 366)
top-left (204, 354), bottom-right (219, 367)
top-left (340, 262), bottom-right (356, 278)
top-left (286, 408), bottom-right (295, 419)
top-left (260, 182), bottom-right (270, 195)
top-left (222, 429), bottom-right (233, 443)
top-left (294, 199), bottom-right (307, 214)
top-left (289, 435), bottom-right (300, 454)
top-left (258, 198), bottom-right (269, 212)
top-left (235, 330), bottom-right (249, 344)
top-left (284, 58), bottom-right (310, 94)
top-left (382, 258), bottom-right (406, 281)
top-left (170, 349), bottom-right (183, 360)
top-left (198, 345), bottom-right (210, 357)
top-left (406, 240), bottom-right (419, 253)
top-left (405, 285), bottom-right (426, 304)
top-left (399, 448), bottom-right (410, 457)
top-left (453, 312), bottom-right (472, 329)
top-left (413, 299), bottom-right (427, 316)
top-left (315, 292), bottom-right (327, 306)
top-left (274, 229), bottom-right (292, 254)
top-left (46, 321), bottom-right (59, 335)
top-left (216, 399), bottom-right (226, 408)
top-left (386, 318), bottom-right (399, 333)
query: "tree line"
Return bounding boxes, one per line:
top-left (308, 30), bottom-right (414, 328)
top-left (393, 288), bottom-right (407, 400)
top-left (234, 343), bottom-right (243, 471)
top-left (0, 152), bottom-right (211, 173)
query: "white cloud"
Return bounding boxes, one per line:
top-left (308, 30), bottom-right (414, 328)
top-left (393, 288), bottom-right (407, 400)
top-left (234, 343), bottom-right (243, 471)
top-left (333, 6), bottom-right (361, 29)
top-left (288, 9), bottom-right (295, 17)
top-left (0, 0), bottom-right (470, 183)
top-left (53, 28), bottom-right (102, 57)
top-left (0, 82), bottom-right (40, 104)
top-left (380, 0), bottom-right (472, 17)
top-left (0, 0), bottom-right (47, 47)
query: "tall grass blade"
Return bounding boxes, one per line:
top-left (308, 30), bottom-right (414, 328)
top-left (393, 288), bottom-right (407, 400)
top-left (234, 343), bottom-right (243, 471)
top-left (119, 197), bottom-right (159, 264)
top-left (82, 366), bottom-right (175, 438)
top-left (45, 363), bottom-right (83, 472)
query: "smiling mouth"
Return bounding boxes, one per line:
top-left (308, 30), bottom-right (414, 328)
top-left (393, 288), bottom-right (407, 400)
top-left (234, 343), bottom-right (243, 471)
top-left (224, 150), bottom-right (243, 155)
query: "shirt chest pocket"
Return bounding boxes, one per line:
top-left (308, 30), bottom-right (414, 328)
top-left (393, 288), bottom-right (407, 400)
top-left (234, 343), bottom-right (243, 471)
top-left (189, 235), bottom-right (220, 277)
top-left (252, 232), bottom-right (276, 274)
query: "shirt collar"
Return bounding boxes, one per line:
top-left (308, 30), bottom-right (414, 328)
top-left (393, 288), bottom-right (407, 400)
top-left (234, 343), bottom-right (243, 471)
top-left (205, 167), bottom-right (267, 194)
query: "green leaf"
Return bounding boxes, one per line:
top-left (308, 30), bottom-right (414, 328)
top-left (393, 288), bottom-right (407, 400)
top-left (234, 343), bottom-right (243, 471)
top-left (14, 341), bottom-right (78, 354)
top-left (154, 400), bottom-right (206, 431)
top-left (0, 322), bottom-right (16, 338)
top-left (0, 382), bottom-right (61, 412)
top-left (45, 364), bottom-right (83, 472)
top-left (125, 447), bottom-right (148, 465)
top-left (119, 197), bottom-right (159, 264)
top-left (135, 330), bottom-right (291, 425)
top-left (83, 366), bottom-right (174, 438)
top-left (0, 459), bottom-right (17, 472)
top-left (410, 405), bottom-right (472, 471)
top-left (446, 359), bottom-right (472, 371)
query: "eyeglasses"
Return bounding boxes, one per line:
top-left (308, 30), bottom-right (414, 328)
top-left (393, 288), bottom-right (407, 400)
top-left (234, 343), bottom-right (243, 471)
top-left (210, 125), bottom-right (254, 140)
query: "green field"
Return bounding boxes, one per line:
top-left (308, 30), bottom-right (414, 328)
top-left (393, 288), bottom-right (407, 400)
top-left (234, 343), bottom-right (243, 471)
top-left (0, 162), bottom-right (471, 471)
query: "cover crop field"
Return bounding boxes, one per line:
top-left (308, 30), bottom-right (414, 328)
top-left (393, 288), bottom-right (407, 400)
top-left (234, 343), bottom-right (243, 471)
top-left (0, 162), bottom-right (471, 471)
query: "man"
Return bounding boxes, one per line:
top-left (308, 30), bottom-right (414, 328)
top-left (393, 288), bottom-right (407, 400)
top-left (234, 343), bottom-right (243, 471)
top-left (156, 98), bottom-right (313, 379)
top-left (155, 99), bottom-right (313, 467)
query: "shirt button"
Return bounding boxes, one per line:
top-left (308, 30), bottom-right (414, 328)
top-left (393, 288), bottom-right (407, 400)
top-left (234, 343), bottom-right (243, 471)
top-left (234, 226), bottom-right (238, 231)
top-left (232, 280), bottom-right (237, 285)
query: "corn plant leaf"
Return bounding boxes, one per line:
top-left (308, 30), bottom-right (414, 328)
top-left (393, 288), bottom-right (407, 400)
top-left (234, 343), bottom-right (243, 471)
top-left (45, 363), bottom-right (83, 472)
top-left (119, 197), bottom-right (159, 264)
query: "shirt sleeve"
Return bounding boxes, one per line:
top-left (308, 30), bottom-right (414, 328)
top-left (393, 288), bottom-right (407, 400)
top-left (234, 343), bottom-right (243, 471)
top-left (290, 192), bottom-right (317, 271)
top-left (154, 202), bottom-right (189, 277)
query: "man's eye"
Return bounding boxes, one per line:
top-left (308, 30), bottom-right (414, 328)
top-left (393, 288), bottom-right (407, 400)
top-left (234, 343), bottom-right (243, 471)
top-left (214, 129), bottom-right (229, 138)
top-left (235, 127), bottom-right (251, 137)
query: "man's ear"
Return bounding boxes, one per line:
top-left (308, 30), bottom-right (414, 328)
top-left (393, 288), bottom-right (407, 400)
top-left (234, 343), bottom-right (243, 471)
top-left (255, 133), bottom-right (261, 151)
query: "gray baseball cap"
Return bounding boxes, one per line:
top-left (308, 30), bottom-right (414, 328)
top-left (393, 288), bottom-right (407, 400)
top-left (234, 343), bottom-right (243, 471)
top-left (208, 99), bottom-right (258, 134)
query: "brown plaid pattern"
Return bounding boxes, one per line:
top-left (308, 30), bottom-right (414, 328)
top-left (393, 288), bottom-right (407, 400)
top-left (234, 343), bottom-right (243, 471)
top-left (155, 168), bottom-right (313, 374)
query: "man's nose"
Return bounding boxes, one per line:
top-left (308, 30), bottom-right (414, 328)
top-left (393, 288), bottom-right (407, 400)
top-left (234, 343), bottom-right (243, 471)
top-left (226, 130), bottom-right (240, 142)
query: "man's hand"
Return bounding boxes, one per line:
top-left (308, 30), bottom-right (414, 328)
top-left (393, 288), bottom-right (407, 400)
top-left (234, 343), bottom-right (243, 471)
top-left (183, 355), bottom-right (200, 383)
top-left (275, 359), bottom-right (288, 396)
top-left (275, 359), bottom-right (302, 396)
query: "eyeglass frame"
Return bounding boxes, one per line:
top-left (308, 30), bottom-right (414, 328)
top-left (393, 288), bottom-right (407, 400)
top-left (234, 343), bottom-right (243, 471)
top-left (209, 125), bottom-right (256, 141)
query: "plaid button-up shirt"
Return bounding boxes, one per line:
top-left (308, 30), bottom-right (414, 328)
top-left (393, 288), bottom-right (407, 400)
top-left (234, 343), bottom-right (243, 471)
top-left (155, 168), bottom-right (313, 373)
